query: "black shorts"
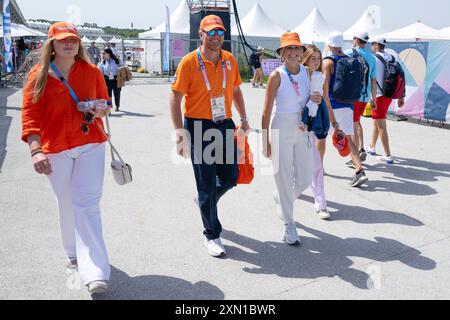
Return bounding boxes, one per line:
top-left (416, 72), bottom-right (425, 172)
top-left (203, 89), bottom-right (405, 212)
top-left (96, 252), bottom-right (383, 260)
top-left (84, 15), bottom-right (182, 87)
top-left (253, 62), bottom-right (262, 69)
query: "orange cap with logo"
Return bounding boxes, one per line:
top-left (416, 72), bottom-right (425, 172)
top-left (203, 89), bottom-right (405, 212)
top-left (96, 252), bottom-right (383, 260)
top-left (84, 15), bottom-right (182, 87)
top-left (200, 15), bottom-right (226, 32)
top-left (276, 32), bottom-right (303, 54)
top-left (48, 22), bottom-right (80, 41)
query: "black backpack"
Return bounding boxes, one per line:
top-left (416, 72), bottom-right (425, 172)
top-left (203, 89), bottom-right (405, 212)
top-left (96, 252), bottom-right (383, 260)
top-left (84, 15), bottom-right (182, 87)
top-left (325, 50), bottom-right (365, 104)
top-left (375, 53), bottom-right (406, 99)
top-left (248, 52), bottom-right (256, 66)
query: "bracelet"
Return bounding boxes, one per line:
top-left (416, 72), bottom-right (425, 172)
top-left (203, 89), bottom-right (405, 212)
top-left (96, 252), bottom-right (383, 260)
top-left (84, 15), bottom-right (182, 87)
top-left (240, 117), bottom-right (249, 123)
top-left (332, 121), bottom-right (339, 129)
top-left (30, 147), bottom-right (42, 155)
top-left (31, 150), bottom-right (44, 157)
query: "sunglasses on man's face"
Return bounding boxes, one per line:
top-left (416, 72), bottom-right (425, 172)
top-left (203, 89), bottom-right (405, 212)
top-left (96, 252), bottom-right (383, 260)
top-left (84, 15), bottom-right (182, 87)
top-left (204, 29), bottom-right (225, 37)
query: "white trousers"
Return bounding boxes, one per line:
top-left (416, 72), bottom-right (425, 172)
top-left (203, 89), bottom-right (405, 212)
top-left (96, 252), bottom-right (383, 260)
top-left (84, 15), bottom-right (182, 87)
top-left (271, 113), bottom-right (313, 225)
top-left (310, 135), bottom-right (327, 211)
top-left (47, 143), bottom-right (110, 285)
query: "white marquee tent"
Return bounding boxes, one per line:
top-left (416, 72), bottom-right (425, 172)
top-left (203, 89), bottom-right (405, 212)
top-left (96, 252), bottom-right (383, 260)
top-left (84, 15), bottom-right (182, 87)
top-left (438, 27), bottom-right (450, 40)
top-left (344, 7), bottom-right (386, 40)
top-left (381, 21), bottom-right (439, 41)
top-left (231, 2), bottom-right (285, 37)
top-left (292, 8), bottom-right (332, 44)
top-left (0, 23), bottom-right (47, 37)
top-left (94, 36), bottom-right (106, 44)
top-left (139, 0), bottom-right (189, 39)
top-left (138, 0), bottom-right (190, 73)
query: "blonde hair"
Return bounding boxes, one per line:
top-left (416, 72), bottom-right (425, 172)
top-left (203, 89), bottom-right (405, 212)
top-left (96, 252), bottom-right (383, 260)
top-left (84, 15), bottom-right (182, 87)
top-left (300, 44), bottom-right (323, 72)
top-left (30, 38), bottom-right (92, 103)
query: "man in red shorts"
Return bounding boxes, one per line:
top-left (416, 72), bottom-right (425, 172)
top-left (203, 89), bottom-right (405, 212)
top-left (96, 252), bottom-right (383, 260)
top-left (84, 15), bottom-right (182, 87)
top-left (365, 36), bottom-right (405, 164)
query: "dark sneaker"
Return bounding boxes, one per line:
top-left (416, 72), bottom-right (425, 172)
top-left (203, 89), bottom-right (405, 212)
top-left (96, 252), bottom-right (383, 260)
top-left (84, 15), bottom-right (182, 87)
top-left (349, 170), bottom-right (368, 187)
top-left (359, 150), bottom-right (367, 162)
top-left (346, 160), bottom-right (355, 169)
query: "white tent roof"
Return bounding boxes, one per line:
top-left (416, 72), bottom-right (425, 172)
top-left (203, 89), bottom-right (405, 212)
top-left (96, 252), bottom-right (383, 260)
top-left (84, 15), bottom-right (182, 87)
top-left (438, 27), bottom-right (450, 39)
top-left (381, 21), bottom-right (439, 41)
top-left (231, 2), bottom-right (285, 37)
top-left (110, 37), bottom-right (121, 43)
top-left (344, 7), bottom-right (386, 40)
top-left (0, 23), bottom-right (47, 37)
top-left (139, 0), bottom-right (190, 38)
top-left (81, 36), bottom-right (91, 43)
top-left (292, 8), bottom-right (332, 44)
top-left (94, 36), bottom-right (106, 43)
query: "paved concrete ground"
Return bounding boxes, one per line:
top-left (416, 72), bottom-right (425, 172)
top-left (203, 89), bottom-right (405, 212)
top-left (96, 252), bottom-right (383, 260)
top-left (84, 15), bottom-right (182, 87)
top-left (1, 79), bottom-right (449, 300)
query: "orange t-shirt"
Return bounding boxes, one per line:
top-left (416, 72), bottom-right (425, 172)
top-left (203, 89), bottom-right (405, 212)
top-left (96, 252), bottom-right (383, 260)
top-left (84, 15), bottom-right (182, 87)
top-left (21, 60), bottom-right (111, 154)
top-left (171, 49), bottom-right (242, 120)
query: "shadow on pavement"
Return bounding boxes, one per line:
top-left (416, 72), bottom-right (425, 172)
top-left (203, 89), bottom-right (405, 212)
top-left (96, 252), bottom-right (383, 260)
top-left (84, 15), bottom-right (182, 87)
top-left (93, 266), bottom-right (225, 300)
top-left (298, 194), bottom-right (423, 226)
top-left (1, 86), bottom-right (22, 173)
top-left (326, 172), bottom-right (437, 196)
top-left (221, 227), bottom-right (436, 290)
top-left (109, 110), bottom-right (156, 118)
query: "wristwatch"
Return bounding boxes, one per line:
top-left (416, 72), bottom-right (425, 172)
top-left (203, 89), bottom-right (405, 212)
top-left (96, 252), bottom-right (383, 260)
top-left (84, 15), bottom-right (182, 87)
top-left (332, 121), bottom-right (339, 129)
top-left (241, 117), bottom-right (249, 123)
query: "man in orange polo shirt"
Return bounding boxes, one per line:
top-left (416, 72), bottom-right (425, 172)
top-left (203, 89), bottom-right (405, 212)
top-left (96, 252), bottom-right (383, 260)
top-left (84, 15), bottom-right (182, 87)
top-left (169, 15), bottom-right (250, 258)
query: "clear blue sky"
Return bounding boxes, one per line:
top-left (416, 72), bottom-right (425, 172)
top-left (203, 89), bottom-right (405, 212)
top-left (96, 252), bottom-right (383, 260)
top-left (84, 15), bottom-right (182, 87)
top-left (17, 0), bottom-right (450, 32)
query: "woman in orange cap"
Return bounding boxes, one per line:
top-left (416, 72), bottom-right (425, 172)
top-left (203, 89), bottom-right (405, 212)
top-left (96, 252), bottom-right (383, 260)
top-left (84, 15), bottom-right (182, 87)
top-left (21, 22), bottom-right (112, 295)
top-left (262, 32), bottom-right (323, 246)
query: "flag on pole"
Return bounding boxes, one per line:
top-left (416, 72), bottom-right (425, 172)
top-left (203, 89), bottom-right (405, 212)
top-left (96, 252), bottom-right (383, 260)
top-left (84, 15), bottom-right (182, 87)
top-left (162, 5), bottom-right (170, 73)
top-left (2, 0), bottom-right (14, 73)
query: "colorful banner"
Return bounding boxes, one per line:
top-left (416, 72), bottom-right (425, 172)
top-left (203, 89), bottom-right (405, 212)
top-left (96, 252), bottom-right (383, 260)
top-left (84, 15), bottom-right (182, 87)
top-left (162, 5), bottom-right (170, 73)
top-left (387, 42), bottom-right (450, 123)
top-left (2, 0), bottom-right (14, 73)
top-left (261, 59), bottom-right (283, 76)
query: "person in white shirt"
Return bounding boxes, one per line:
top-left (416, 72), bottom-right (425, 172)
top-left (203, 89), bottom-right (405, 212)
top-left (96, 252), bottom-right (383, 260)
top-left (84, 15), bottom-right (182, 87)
top-left (366, 36), bottom-right (405, 164)
top-left (98, 48), bottom-right (125, 111)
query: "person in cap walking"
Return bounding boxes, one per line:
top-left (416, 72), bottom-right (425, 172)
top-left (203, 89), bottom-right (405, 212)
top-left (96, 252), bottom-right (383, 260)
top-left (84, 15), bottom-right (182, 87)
top-left (169, 15), bottom-right (250, 257)
top-left (323, 31), bottom-right (369, 187)
top-left (262, 32), bottom-right (323, 245)
top-left (344, 31), bottom-right (378, 169)
top-left (366, 36), bottom-right (405, 164)
top-left (21, 22), bottom-right (112, 295)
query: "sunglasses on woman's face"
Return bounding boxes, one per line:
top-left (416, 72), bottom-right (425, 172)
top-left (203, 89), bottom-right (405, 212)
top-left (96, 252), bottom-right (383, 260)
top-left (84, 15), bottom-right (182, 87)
top-left (204, 29), bottom-right (225, 37)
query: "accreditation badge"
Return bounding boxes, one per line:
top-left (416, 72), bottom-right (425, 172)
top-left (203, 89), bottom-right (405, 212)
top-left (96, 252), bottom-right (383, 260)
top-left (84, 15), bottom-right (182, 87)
top-left (210, 96), bottom-right (226, 122)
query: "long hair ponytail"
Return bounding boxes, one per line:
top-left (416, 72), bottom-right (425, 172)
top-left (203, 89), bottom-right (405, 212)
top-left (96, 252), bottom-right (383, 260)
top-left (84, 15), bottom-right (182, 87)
top-left (30, 39), bottom-right (92, 103)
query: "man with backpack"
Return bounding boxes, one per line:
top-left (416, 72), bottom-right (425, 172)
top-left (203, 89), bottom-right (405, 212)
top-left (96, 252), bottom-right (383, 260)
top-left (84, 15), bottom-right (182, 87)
top-left (250, 46), bottom-right (264, 88)
top-left (344, 31), bottom-right (378, 168)
top-left (323, 31), bottom-right (368, 187)
top-left (365, 36), bottom-right (405, 164)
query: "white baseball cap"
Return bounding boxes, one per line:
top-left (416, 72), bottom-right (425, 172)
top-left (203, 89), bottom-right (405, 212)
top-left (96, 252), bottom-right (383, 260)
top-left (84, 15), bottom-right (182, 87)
top-left (354, 31), bottom-right (370, 42)
top-left (257, 46), bottom-right (264, 51)
top-left (327, 31), bottom-right (344, 48)
top-left (372, 36), bottom-right (387, 45)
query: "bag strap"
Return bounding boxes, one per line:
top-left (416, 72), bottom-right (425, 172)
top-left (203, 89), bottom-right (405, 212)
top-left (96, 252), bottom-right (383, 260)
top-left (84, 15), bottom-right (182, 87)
top-left (50, 63), bottom-right (80, 103)
top-left (50, 63), bottom-right (125, 163)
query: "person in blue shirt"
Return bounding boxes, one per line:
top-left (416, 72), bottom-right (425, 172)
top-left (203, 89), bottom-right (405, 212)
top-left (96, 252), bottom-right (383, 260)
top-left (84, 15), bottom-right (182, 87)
top-left (98, 48), bottom-right (125, 111)
top-left (344, 31), bottom-right (378, 168)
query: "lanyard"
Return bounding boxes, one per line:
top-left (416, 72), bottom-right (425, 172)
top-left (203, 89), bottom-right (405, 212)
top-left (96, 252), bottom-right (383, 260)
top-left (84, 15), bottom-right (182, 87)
top-left (196, 49), bottom-right (226, 96)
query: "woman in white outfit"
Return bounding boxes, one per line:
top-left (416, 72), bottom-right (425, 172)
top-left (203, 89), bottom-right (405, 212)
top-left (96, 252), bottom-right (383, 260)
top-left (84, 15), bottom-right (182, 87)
top-left (300, 45), bottom-right (341, 220)
top-left (21, 22), bottom-right (111, 295)
top-left (262, 32), bottom-right (323, 246)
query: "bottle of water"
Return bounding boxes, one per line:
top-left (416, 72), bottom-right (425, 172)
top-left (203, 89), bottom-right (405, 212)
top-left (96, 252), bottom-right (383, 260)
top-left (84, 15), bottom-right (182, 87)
top-left (77, 99), bottom-right (112, 112)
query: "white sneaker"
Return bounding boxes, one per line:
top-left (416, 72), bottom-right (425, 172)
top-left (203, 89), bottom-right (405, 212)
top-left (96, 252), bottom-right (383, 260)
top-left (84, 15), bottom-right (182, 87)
top-left (283, 223), bottom-right (301, 246)
top-left (365, 144), bottom-right (376, 156)
top-left (87, 280), bottom-right (108, 294)
top-left (204, 238), bottom-right (226, 257)
top-left (315, 208), bottom-right (331, 220)
top-left (378, 155), bottom-right (394, 164)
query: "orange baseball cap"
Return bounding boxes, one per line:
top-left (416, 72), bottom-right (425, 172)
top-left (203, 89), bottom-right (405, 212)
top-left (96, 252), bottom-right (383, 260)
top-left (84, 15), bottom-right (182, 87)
top-left (200, 15), bottom-right (226, 32)
top-left (276, 32), bottom-right (303, 54)
top-left (332, 130), bottom-right (350, 157)
top-left (48, 22), bottom-right (80, 41)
